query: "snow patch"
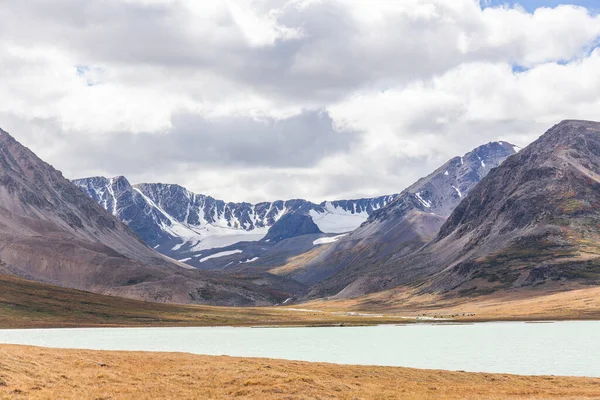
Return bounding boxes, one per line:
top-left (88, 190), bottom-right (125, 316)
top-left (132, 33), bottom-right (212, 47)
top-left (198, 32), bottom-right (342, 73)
top-left (313, 234), bottom-right (348, 245)
top-left (476, 154), bottom-right (486, 168)
top-left (172, 241), bottom-right (186, 251)
top-left (452, 185), bottom-right (462, 198)
top-left (199, 249), bottom-right (243, 262)
top-left (444, 170), bottom-right (449, 176)
top-left (178, 257), bottom-right (192, 262)
top-left (309, 203), bottom-right (369, 233)
top-left (513, 145), bottom-right (522, 153)
top-left (190, 231), bottom-right (267, 252)
top-left (415, 192), bottom-right (432, 208)
top-left (131, 187), bottom-right (270, 252)
top-left (107, 177), bottom-right (119, 216)
top-left (241, 257), bottom-right (259, 263)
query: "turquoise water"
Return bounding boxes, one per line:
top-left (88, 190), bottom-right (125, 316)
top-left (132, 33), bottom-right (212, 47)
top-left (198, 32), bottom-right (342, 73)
top-left (1, 321), bottom-right (599, 377)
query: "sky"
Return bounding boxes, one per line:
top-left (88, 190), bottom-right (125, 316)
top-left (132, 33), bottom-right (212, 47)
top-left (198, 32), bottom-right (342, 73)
top-left (484, 0), bottom-right (599, 12)
top-left (1, 0), bottom-right (600, 203)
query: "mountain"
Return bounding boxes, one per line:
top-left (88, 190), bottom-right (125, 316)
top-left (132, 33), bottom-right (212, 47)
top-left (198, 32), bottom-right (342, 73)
top-left (74, 141), bottom-right (517, 278)
top-left (321, 120), bottom-right (600, 300)
top-left (0, 127), bottom-right (301, 306)
top-left (73, 177), bottom-right (398, 263)
top-left (419, 120), bottom-right (600, 295)
top-left (300, 141), bottom-right (518, 296)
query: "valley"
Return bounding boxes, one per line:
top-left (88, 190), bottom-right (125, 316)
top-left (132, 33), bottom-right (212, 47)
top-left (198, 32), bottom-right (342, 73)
top-left (1, 121), bottom-right (600, 400)
top-left (2, 121), bottom-right (600, 324)
top-left (73, 140), bottom-right (518, 299)
top-left (4, 2), bottom-right (600, 398)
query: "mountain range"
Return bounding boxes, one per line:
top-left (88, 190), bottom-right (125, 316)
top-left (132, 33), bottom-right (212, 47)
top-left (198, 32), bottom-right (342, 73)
top-left (73, 176), bottom-right (397, 255)
top-left (2, 120), bottom-right (599, 310)
top-left (74, 141), bottom-right (517, 288)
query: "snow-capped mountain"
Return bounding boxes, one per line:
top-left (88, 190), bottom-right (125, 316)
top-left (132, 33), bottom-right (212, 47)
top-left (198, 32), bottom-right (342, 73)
top-left (72, 176), bottom-right (398, 259)
top-left (369, 140), bottom-right (521, 223)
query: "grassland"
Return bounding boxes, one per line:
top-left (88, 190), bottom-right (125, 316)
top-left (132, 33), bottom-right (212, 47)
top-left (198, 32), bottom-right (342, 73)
top-left (2, 273), bottom-right (600, 329)
top-left (0, 274), bottom-right (408, 328)
top-left (1, 345), bottom-right (599, 399)
top-left (306, 283), bottom-right (600, 321)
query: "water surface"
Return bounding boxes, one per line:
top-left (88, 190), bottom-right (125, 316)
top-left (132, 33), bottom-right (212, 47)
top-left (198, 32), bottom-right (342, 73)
top-left (1, 321), bottom-right (598, 377)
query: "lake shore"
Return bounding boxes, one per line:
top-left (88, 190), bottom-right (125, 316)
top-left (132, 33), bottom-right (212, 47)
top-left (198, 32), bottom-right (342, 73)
top-left (1, 344), bottom-right (599, 399)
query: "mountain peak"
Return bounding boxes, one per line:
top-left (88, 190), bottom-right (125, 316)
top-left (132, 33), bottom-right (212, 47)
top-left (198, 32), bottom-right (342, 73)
top-left (109, 175), bottom-right (133, 191)
top-left (412, 119), bottom-right (600, 294)
top-left (536, 120), bottom-right (600, 146)
top-left (551, 119), bottom-right (600, 134)
top-left (302, 140), bottom-right (517, 297)
top-left (556, 119), bottom-right (600, 128)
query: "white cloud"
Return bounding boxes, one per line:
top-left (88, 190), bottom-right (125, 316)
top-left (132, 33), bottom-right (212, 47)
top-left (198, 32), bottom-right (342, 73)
top-left (226, 0), bottom-right (304, 46)
top-left (0, 0), bottom-right (599, 202)
top-left (478, 5), bottom-right (600, 66)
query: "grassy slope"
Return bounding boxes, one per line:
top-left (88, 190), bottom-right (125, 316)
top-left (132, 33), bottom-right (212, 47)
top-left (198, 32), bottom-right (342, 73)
top-left (2, 271), bottom-right (600, 329)
top-left (0, 274), bottom-right (407, 328)
top-left (307, 283), bottom-right (600, 321)
top-left (1, 345), bottom-right (599, 399)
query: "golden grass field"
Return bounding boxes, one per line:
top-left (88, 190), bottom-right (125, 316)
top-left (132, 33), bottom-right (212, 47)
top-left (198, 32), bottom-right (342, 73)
top-left (1, 345), bottom-right (599, 400)
top-left (307, 284), bottom-right (600, 321)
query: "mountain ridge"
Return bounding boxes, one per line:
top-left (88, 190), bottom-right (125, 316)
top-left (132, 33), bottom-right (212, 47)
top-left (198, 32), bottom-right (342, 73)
top-left (73, 176), bottom-right (398, 258)
top-left (299, 140), bottom-right (518, 296)
top-left (318, 120), bottom-right (600, 300)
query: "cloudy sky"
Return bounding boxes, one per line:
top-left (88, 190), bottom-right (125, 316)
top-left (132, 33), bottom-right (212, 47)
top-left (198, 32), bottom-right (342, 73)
top-left (1, 0), bottom-right (599, 203)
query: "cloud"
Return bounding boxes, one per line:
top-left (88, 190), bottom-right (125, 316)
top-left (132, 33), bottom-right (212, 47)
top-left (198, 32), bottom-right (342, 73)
top-left (0, 0), bottom-right (599, 202)
top-left (67, 109), bottom-right (358, 171)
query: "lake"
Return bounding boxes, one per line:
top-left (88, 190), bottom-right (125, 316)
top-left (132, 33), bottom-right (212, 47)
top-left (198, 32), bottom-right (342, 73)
top-left (1, 321), bottom-right (598, 377)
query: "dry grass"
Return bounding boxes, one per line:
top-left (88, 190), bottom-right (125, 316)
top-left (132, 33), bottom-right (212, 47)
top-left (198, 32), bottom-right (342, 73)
top-left (3, 272), bottom-right (600, 329)
top-left (305, 284), bottom-right (600, 321)
top-left (0, 345), bottom-right (599, 399)
top-left (268, 244), bottom-right (331, 276)
top-left (0, 274), bottom-right (408, 329)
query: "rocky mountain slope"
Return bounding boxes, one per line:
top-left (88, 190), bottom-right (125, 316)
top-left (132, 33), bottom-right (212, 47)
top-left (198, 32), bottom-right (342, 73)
top-left (0, 127), bottom-right (301, 306)
top-left (301, 141), bottom-right (518, 295)
top-left (320, 120), bottom-right (600, 300)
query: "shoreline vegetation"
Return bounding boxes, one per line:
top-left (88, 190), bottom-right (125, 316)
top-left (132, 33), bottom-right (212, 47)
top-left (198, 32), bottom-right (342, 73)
top-left (1, 345), bottom-right (599, 399)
